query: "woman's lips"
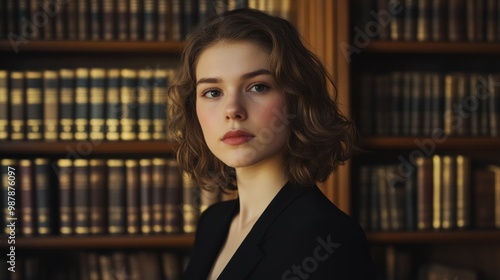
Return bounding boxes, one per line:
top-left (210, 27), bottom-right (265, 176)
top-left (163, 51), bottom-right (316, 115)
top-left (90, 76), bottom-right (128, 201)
top-left (221, 130), bottom-right (254, 145)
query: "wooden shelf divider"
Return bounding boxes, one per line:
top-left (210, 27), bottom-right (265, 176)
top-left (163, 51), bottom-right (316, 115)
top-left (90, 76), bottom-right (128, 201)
top-left (364, 41), bottom-right (500, 55)
top-left (367, 230), bottom-right (500, 244)
top-left (360, 137), bottom-right (500, 151)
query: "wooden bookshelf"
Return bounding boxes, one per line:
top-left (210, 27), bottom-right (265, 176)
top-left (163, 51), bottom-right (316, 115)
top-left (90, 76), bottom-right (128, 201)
top-left (364, 41), bottom-right (500, 55)
top-left (0, 234), bottom-right (195, 250)
top-left (360, 137), bottom-right (500, 151)
top-left (367, 231), bottom-right (500, 245)
top-left (0, 141), bottom-right (177, 155)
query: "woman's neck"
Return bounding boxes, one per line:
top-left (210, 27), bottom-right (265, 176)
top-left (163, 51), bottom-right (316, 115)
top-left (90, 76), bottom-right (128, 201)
top-left (233, 155), bottom-right (288, 228)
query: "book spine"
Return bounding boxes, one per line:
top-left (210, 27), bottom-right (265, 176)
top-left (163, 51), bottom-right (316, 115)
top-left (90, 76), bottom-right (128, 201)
top-left (390, 72), bottom-right (402, 136)
top-left (455, 73), bottom-right (468, 135)
top-left (89, 68), bottom-right (106, 141)
top-left (43, 70), bottom-right (59, 141)
top-left (89, 159), bottom-right (106, 234)
top-left (431, 0), bottom-right (447, 41)
top-left (55, 0), bottom-right (67, 39)
top-left (417, 157), bottom-right (433, 230)
top-left (74, 159), bottom-right (90, 234)
top-left (66, 0), bottom-right (78, 40)
top-left (359, 74), bottom-right (373, 136)
top-left (153, 69), bottom-right (167, 140)
top-left (432, 155), bottom-right (441, 230)
top-left (106, 69), bottom-right (121, 141)
top-left (157, 0), bottom-right (170, 41)
top-left (161, 252), bottom-right (181, 280)
top-left (489, 74), bottom-right (499, 137)
top-left (28, 0), bottom-right (40, 39)
top-left (182, 172), bottom-right (199, 233)
top-left (26, 71), bottom-right (43, 141)
top-left (20, 159), bottom-right (35, 236)
top-left (0, 1), bottom-right (5, 38)
top-left (2, 159), bottom-right (19, 235)
top-left (441, 156), bottom-right (457, 230)
top-left (117, 0), bottom-right (129, 40)
top-left (126, 159), bottom-right (140, 234)
top-left (120, 69), bottom-right (138, 141)
top-left (488, 165), bottom-right (500, 228)
top-left (377, 166), bottom-right (390, 231)
top-left (448, 0), bottom-right (465, 42)
top-left (405, 172), bottom-right (417, 230)
top-left (78, 0), bottom-right (89, 40)
top-left (183, 0), bottom-right (197, 37)
top-left (456, 155), bottom-right (471, 229)
top-left (0, 71), bottom-right (8, 140)
top-left (198, 0), bottom-right (208, 24)
top-left (479, 74), bottom-right (490, 136)
top-left (34, 158), bottom-right (53, 235)
top-left (90, 0), bottom-right (102, 40)
top-left (6, 0), bottom-right (17, 35)
top-left (403, 0), bottom-right (417, 41)
top-left (75, 68), bottom-right (89, 140)
top-left (389, 0), bottom-right (404, 40)
top-left (103, 0), bottom-right (115, 40)
top-left (465, 0), bottom-right (475, 41)
top-left (476, 0), bottom-right (486, 41)
top-left (444, 74), bottom-right (456, 136)
top-left (171, 0), bottom-right (183, 41)
top-left (410, 72), bottom-right (421, 136)
top-left (417, 0), bottom-right (431, 41)
top-left (473, 169), bottom-right (496, 228)
top-left (140, 159), bottom-right (152, 234)
top-left (129, 0), bottom-right (140, 40)
top-left (107, 159), bottom-right (126, 234)
top-left (164, 159), bottom-right (182, 233)
top-left (59, 69), bottom-right (75, 141)
top-left (42, 0), bottom-right (54, 39)
top-left (402, 72), bottom-right (412, 135)
top-left (143, 0), bottom-right (155, 41)
top-left (422, 73), bottom-right (433, 136)
top-left (18, 0), bottom-right (29, 37)
top-left (431, 73), bottom-right (444, 131)
top-left (10, 72), bottom-right (25, 141)
top-left (370, 167), bottom-right (380, 230)
top-left (469, 74), bottom-right (480, 136)
top-left (138, 69), bottom-right (153, 141)
top-left (357, 165), bottom-right (371, 231)
top-left (152, 158), bottom-right (166, 233)
top-left (58, 159), bottom-right (73, 235)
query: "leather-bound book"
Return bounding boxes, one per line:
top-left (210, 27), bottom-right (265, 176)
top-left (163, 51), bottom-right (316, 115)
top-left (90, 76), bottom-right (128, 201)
top-left (0, 70), bottom-right (7, 140)
top-left (43, 70), bottom-right (59, 141)
top-left (59, 69), bottom-right (75, 141)
top-left (126, 159), bottom-right (140, 234)
top-left (20, 159), bottom-right (35, 236)
top-left (107, 159), bottom-right (126, 234)
top-left (140, 159), bottom-right (152, 234)
top-left (58, 159), bottom-right (73, 235)
top-left (89, 68), bottom-right (106, 141)
top-left (120, 69), bottom-right (138, 141)
top-left (138, 69), bottom-right (153, 141)
top-left (89, 159), bottom-right (107, 234)
top-left (152, 158), bottom-right (166, 233)
top-left (10, 71), bottom-right (25, 141)
top-left (106, 69), bottom-right (121, 141)
top-left (75, 68), bottom-right (90, 140)
top-left (73, 159), bottom-right (90, 235)
top-left (165, 159), bottom-right (183, 233)
top-left (34, 158), bottom-right (54, 235)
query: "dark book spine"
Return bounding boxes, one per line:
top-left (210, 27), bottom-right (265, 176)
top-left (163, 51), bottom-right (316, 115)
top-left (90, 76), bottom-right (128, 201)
top-left (171, 0), bottom-right (183, 41)
top-left (469, 73), bottom-right (480, 136)
top-left (74, 159), bottom-right (89, 235)
top-left (129, 0), bottom-right (141, 40)
top-left (152, 158), bottom-right (166, 233)
top-left (431, 0), bottom-right (447, 41)
top-left (444, 74), bottom-right (456, 136)
top-left (198, 0), bottom-right (209, 24)
top-left (10, 71), bottom-right (25, 141)
top-left (357, 165), bottom-right (371, 231)
top-left (138, 69), bottom-right (153, 141)
top-left (431, 73), bottom-right (444, 132)
top-left (441, 156), bottom-right (457, 229)
top-left (448, 0), bottom-right (465, 42)
top-left (369, 167), bottom-right (380, 230)
top-left (377, 166), bottom-right (390, 231)
top-left (486, 0), bottom-right (498, 41)
top-left (0, 71), bottom-right (7, 140)
top-left (26, 71), bottom-right (43, 141)
top-left (78, 0), bottom-right (89, 40)
top-left (18, 0), bottom-right (29, 36)
top-left (182, 172), bottom-right (199, 233)
top-left (20, 159), bottom-right (35, 236)
top-left (0, 0), bottom-right (4, 39)
top-left (90, 68), bottom-right (106, 141)
top-left (473, 169), bottom-right (496, 228)
top-left (375, 74), bottom-right (390, 135)
top-left (153, 69), bottom-right (167, 140)
top-left (117, 0), bottom-right (129, 40)
top-left (107, 159), bottom-right (126, 234)
top-left (404, 172), bottom-right (417, 230)
top-left (183, 0), bottom-right (198, 37)
top-left (106, 69), bottom-right (121, 141)
top-left (489, 74), bottom-right (499, 137)
top-left (455, 73), bottom-right (468, 135)
top-left (103, 0), bottom-right (116, 40)
top-left (359, 74), bottom-right (373, 136)
top-left (403, 0), bottom-right (417, 41)
top-left (422, 73), bottom-right (433, 136)
top-left (478, 74), bottom-right (490, 136)
top-left (59, 69), bottom-right (75, 141)
top-left (54, 0), bottom-right (67, 39)
top-left (28, 0), bottom-right (40, 39)
top-left (143, 0), bottom-right (155, 41)
top-left (140, 159), bottom-right (152, 234)
top-left (417, 156), bottom-right (433, 230)
top-left (90, 0), bottom-right (102, 40)
top-left (66, 0), bottom-right (78, 40)
top-left (410, 72), bottom-right (422, 136)
top-left (89, 159), bottom-right (106, 234)
top-left (42, 0), bottom-right (54, 39)
top-left (120, 69), bottom-right (138, 141)
top-left (161, 252), bottom-right (181, 280)
top-left (475, 0), bottom-right (485, 42)
top-left (43, 70), bottom-right (59, 141)
top-left (34, 158), bottom-right (53, 235)
top-left (417, 0), bottom-right (431, 41)
top-left (456, 155), bottom-right (471, 229)
top-left (402, 72), bottom-right (412, 135)
top-left (164, 159), bottom-right (182, 233)
top-left (58, 159), bottom-right (73, 235)
top-left (157, 0), bottom-right (170, 41)
top-left (126, 159), bottom-right (140, 234)
top-left (6, 0), bottom-right (17, 35)
top-left (75, 68), bottom-right (90, 140)
top-left (2, 159), bottom-right (19, 235)
top-left (390, 74), bottom-right (402, 135)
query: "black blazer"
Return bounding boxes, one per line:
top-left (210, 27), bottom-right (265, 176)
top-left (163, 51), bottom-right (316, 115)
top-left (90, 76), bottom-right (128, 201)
top-left (183, 181), bottom-right (374, 280)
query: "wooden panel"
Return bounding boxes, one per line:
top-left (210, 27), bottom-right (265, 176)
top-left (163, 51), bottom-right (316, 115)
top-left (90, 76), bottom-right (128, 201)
top-left (365, 41), bottom-right (500, 54)
top-left (367, 231), bottom-right (500, 244)
top-left (0, 41), bottom-right (184, 53)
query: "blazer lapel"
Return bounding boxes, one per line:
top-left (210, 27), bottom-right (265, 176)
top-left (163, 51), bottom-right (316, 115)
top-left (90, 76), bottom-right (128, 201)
top-left (218, 181), bottom-right (308, 280)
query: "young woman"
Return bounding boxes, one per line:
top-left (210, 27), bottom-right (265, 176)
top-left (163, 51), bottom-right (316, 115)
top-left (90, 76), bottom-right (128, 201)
top-left (168, 8), bottom-right (373, 280)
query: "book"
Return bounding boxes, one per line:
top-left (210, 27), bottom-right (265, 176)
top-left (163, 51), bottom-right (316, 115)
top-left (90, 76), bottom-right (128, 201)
top-left (89, 68), bottom-right (106, 141)
top-left (138, 69), bottom-right (153, 141)
top-left (417, 156), bottom-right (433, 230)
top-left (129, 0), bottom-right (141, 41)
top-left (10, 71), bottom-right (25, 141)
top-left (403, 0), bottom-right (417, 41)
top-left (165, 159), bottom-right (183, 233)
top-left (107, 159), bottom-right (126, 234)
top-left (153, 69), bottom-right (168, 140)
top-left (117, 0), bottom-right (129, 40)
top-left (0, 70), bottom-right (7, 140)
top-left (417, 0), bottom-right (431, 41)
top-left (120, 69), bottom-right (138, 141)
top-left (448, 0), bottom-right (465, 42)
top-left (106, 69), bottom-right (121, 141)
top-left (139, 159), bottom-right (152, 234)
top-left (90, 0), bottom-right (102, 40)
top-left (162, 252), bottom-right (181, 280)
top-left (456, 155), bottom-right (471, 229)
top-left (75, 68), bottom-right (90, 140)
top-left (2, 159), bottom-right (19, 235)
top-left (441, 156), bottom-right (457, 229)
top-left (473, 168), bottom-right (496, 228)
top-left (419, 263), bottom-right (477, 280)
top-left (488, 73), bottom-right (499, 137)
top-left (157, 0), bottom-right (171, 41)
top-left (89, 159), bottom-right (107, 235)
top-left (66, 0), bottom-right (77, 40)
top-left (58, 159), bottom-right (73, 235)
top-left (20, 159), bottom-right (35, 236)
top-left (43, 70), bottom-right (58, 141)
top-left (171, 0), bottom-right (183, 41)
top-left (34, 158), bottom-right (53, 235)
top-left (152, 158), bottom-right (166, 233)
top-left (103, 0), bottom-right (116, 40)
top-left (126, 159), bottom-right (140, 234)
top-left (74, 159), bottom-right (90, 235)
top-left (432, 155), bottom-right (441, 230)
top-left (182, 172), bottom-right (199, 233)
top-left (488, 165), bottom-right (500, 228)
top-left (143, 0), bottom-right (155, 40)
top-left (59, 69), bottom-right (75, 141)
top-left (25, 71), bottom-right (43, 141)
top-left (78, 0), bottom-right (89, 40)
top-left (377, 166), bottom-right (391, 231)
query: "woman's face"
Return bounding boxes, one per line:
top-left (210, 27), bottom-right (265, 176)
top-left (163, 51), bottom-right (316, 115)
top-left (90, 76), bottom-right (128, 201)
top-left (195, 41), bottom-right (290, 169)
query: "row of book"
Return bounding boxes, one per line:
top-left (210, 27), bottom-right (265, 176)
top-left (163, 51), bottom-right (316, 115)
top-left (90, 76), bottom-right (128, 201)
top-left (0, 0), bottom-right (294, 41)
top-left (0, 158), bottom-right (236, 237)
top-left (0, 250), bottom-right (185, 280)
top-left (372, 246), bottom-right (478, 280)
top-left (353, 0), bottom-right (500, 42)
top-left (356, 71), bottom-right (500, 137)
top-left (355, 155), bottom-right (500, 232)
top-left (0, 68), bottom-right (175, 142)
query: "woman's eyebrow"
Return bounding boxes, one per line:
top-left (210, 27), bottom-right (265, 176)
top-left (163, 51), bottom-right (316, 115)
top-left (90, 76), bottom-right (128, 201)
top-left (196, 69), bottom-right (271, 87)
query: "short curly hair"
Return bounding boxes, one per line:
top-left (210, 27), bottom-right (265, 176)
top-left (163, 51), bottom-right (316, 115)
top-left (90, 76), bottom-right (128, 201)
top-left (167, 8), bottom-right (356, 191)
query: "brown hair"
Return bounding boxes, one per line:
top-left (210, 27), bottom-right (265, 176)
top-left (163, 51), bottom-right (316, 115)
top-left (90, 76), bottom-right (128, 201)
top-left (167, 8), bottom-right (356, 191)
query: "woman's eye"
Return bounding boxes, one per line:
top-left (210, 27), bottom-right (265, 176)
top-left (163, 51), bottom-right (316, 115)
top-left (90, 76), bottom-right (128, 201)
top-left (202, 89), bottom-right (222, 98)
top-left (249, 83), bottom-right (270, 93)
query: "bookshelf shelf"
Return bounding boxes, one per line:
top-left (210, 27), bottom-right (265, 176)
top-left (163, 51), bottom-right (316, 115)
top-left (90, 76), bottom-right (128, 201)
top-left (0, 40), bottom-right (185, 53)
top-left (364, 41), bottom-right (500, 55)
top-left (0, 141), bottom-right (177, 155)
top-left (0, 234), bottom-right (195, 250)
top-left (360, 137), bottom-right (500, 151)
top-left (367, 230), bottom-right (500, 244)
